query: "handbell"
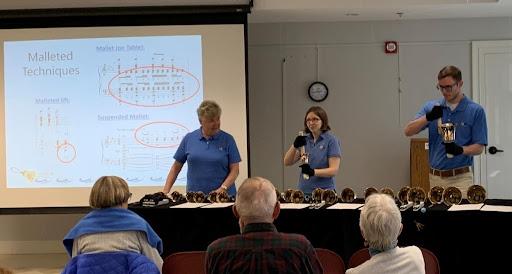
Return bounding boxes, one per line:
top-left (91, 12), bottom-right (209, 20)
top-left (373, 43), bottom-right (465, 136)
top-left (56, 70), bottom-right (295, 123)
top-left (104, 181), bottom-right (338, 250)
top-left (443, 186), bottom-right (462, 206)
top-left (407, 187), bottom-right (426, 211)
top-left (297, 131), bottom-right (312, 180)
top-left (407, 187), bottom-right (426, 205)
top-left (364, 187), bottom-right (378, 199)
top-left (186, 192), bottom-right (195, 203)
top-left (292, 190), bottom-right (305, 203)
top-left (438, 121), bottom-right (456, 158)
top-left (284, 189), bottom-right (294, 203)
top-left (312, 188), bottom-right (324, 204)
top-left (467, 185), bottom-right (486, 204)
top-left (398, 186), bottom-right (413, 211)
top-left (398, 186), bottom-right (411, 206)
top-left (322, 189), bottom-right (338, 205)
top-left (171, 191), bottom-right (186, 203)
top-left (193, 191), bottom-right (205, 203)
top-left (380, 187), bottom-right (395, 199)
top-left (217, 191), bottom-right (230, 203)
top-left (428, 186), bottom-right (444, 205)
top-left (276, 189), bottom-right (284, 202)
top-left (340, 188), bottom-right (356, 203)
top-left (207, 191), bottom-right (218, 203)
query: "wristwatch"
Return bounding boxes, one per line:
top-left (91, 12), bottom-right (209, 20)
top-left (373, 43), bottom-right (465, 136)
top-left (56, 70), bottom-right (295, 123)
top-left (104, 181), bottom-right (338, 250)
top-left (220, 185), bottom-right (228, 191)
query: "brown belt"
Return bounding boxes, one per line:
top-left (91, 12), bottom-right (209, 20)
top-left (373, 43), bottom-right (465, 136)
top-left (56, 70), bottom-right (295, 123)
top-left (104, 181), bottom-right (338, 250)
top-left (429, 166), bottom-right (471, 178)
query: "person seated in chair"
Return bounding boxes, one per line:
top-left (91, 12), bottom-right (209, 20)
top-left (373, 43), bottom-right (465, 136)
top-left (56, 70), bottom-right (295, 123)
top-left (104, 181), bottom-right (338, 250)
top-left (205, 176), bottom-right (323, 274)
top-left (63, 176), bottom-right (163, 272)
top-left (346, 193), bottom-right (425, 274)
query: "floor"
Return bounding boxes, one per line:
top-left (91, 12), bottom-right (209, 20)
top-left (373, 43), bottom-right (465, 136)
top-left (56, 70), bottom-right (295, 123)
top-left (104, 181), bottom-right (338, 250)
top-left (0, 253), bottom-right (68, 274)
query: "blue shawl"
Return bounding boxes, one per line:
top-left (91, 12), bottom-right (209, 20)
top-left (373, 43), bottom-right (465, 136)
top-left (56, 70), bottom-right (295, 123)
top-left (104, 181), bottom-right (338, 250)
top-left (63, 208), bottom-right (163, 256)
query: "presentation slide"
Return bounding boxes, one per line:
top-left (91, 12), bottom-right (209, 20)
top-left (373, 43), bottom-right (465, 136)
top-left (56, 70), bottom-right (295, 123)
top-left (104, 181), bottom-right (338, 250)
top-left (0, 25), bottom-right (247, 207)
top-left (5, 35), bottom-right (202, 188)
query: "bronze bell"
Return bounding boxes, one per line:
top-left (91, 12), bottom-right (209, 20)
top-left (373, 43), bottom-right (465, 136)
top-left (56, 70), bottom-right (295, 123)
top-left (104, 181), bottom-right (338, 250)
top-left (322, 189), bottom-right (338, 205)
top-left (340, 188), bottom-right (356, 203)
top-left (193, 191), bottom-right (205, 203)
top-left (312, 188), bottom-right (324, 203)
top-left (443, 186), bottom-right (462, 206)
top-left (467, 185), bottom-right (486, 204)
top-left (292, 190), bottom-right (305, 203)
top-left (428, 186), bottom-right (444, 205)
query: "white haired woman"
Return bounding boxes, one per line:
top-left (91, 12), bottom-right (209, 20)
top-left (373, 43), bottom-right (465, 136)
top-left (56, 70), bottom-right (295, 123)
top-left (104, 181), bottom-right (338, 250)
top-left (346, 193), bottom-right (425, 274)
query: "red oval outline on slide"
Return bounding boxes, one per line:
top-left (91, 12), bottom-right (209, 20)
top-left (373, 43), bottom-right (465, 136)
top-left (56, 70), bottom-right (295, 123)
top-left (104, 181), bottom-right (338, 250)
top-left (108, 65), bottom-right (200, 107)
top-left (134, 121), bottom-right (189, 148)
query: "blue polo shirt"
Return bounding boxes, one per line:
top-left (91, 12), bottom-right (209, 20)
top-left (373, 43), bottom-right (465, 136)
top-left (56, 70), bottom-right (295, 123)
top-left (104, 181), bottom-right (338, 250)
top-left (297, 131), bottom-right (342, 194)
top-left (174, 128), bottom-right (241, 196)
top-left (415, 95), bottom-right (487, 170)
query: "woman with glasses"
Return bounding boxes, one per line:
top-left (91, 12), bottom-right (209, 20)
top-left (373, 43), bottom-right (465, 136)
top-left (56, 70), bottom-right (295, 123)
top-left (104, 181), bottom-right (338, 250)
top-left (63, 176), bottom-right (163, 272)
top-left (404, 65), bottom-right (487, 198)
top-left (284, 106), bottom-right (342, 195)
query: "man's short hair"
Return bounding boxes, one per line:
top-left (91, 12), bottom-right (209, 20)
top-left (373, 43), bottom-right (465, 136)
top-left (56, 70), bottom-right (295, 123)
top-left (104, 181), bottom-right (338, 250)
top-left (235, 177), bottom-right (277, 222)
top-left (438, 65), bottom-right (462, 82)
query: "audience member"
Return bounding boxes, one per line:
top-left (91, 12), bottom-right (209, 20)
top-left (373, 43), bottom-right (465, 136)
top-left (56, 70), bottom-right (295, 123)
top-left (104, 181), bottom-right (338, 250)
top-left (346, 193), bottom-right (424, 274)
top-left (63, 176), bottom-right (163, 272)
top-left (206, 176), bottom-right (323, 274)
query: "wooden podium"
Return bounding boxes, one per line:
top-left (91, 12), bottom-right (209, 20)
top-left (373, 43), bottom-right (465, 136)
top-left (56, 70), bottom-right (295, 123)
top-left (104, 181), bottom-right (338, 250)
top-left (410, 138), bottom-right (430, 191)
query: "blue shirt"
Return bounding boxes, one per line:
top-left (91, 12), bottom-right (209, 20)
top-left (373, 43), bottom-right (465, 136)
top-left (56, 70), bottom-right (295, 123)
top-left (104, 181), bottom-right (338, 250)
top-left (415, 95), bottom-right (487, 170)
top-left (298, 131), bottom-right (342, 194)
top-left (174, 128), bottom-right (241, 196)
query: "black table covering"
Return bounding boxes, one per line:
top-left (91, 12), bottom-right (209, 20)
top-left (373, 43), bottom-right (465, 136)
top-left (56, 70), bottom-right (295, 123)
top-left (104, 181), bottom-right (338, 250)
top-left (131, 201), bottom-right (512, 274)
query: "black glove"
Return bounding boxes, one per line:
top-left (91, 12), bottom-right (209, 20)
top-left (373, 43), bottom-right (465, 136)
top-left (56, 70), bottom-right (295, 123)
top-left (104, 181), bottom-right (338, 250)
top-left (293, 135), bottom-right (307, 148)
top-left (444, 142), bottom-right (463, 156)
top-left (299, 164), bottom-right (315, 177)
top-left (426, 105), bottom-right (444, 121)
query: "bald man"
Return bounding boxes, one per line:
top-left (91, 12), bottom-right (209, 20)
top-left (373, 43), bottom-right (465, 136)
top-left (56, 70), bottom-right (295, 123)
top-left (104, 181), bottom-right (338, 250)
top-left (205, 177), bottom-right (323, 274)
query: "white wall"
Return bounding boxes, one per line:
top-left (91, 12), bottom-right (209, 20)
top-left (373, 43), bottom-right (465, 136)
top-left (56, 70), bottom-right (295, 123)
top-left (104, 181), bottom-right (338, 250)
top-left (248, 17), bottom-right (512, 196)
top-left (3, 16), bottom-right (512, 255)
top-left (0, 213), bottom-right (84, 255)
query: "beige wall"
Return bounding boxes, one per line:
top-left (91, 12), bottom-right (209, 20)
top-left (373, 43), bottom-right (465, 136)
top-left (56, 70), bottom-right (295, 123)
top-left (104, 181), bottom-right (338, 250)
top-left (248, 17), bottom-right (512, 194)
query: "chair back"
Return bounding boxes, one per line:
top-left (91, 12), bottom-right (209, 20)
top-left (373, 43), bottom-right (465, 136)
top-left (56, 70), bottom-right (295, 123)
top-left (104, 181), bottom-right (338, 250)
top-left (347, 248), bottom-right (370, 269)
top-left (315, 248), bottom-right (345, 274)
top-left (162, 251), bottom-right (206, 274)
top-left (347, 247), bottom-right (440, 274)
top-left (62, 251), bottom-right (160, 274)
top-left (420, 247), bottom-right (440, 274)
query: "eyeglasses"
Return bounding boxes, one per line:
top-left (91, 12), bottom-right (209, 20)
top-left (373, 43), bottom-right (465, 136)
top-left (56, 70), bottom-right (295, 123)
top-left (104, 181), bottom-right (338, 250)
top-left (436, 82), bottom-right (459, 92)
top-left (306, 117), bottom-right (321, 123)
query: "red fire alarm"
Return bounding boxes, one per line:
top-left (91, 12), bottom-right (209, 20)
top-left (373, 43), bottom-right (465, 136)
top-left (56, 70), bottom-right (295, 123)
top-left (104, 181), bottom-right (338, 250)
top-left (385, 41), bottom-right (398, 54)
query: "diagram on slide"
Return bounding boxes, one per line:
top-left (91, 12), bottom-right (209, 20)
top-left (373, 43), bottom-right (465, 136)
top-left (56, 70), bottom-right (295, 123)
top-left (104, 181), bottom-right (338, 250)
top-left (4, 35), bottom-right (202, 188)
top-left (99, 53), bottom-right (201, 107)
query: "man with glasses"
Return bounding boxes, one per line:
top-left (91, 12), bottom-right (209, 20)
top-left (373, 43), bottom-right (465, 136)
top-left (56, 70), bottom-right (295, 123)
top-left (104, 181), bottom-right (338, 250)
top-left (404, 65), bottom-right (487, 197)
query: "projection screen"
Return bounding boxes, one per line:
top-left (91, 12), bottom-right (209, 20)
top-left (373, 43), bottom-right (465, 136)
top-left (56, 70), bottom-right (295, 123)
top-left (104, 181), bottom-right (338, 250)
top-left (0, 24), bottom-right (247, 207)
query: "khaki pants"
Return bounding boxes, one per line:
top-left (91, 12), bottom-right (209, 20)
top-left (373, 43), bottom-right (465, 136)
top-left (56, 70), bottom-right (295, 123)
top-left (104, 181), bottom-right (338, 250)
top-left (429, 170), bottom-right (473, 199)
